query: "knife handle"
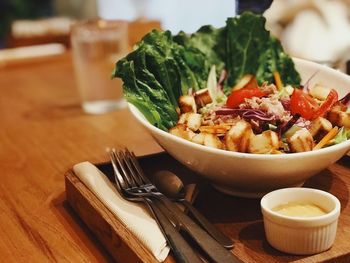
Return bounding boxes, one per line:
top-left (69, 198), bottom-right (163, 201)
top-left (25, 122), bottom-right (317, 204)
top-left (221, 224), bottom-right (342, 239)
top-left (182, 200), bottom-right (234, 249)
top-left (158, 195), bottom-right (242, 263)
top-left (145, 198), bottom-right (202, 263)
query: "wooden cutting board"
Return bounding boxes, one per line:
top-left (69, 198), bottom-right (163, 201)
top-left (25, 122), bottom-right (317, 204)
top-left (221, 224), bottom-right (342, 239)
top-left (65, 153), bottom-right (350, 263)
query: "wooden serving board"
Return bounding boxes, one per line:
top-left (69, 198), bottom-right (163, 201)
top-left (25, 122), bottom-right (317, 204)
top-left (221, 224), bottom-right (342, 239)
top-left (65, 153), bottom-right (350, 263)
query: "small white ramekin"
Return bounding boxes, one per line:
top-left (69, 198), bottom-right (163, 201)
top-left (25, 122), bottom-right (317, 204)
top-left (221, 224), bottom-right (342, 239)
top-left (261, 187), bottom-right (341, 255)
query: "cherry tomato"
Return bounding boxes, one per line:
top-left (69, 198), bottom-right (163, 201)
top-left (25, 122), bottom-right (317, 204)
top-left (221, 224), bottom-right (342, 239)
top-left (226, 87), bottom-right (265, 108)
top-left (290, 88), bottom-right (338, 120)
top-left (290, 89), bottom-right (318, 120)
top-left (313, 89), bottom-right (338, 118)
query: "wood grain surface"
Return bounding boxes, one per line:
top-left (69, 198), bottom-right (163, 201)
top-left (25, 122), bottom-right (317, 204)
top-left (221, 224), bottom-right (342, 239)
top-left (0, 51), bottom-right (162, 262)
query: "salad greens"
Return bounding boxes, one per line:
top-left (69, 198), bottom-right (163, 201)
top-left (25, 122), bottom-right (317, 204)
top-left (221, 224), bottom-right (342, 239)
top-left (225, 15), bottom-right (300, 87)
top-left (113, 12), bottom-right (301, 130)
top-left (326, 127), bottom-right (350, 146)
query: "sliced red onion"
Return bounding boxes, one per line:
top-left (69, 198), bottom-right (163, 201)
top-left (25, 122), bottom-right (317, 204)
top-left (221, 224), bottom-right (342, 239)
top-left (276, 114), bottom-right (301, 138)
top-left (216, 70), bottom-right (227, 93)
top-left (302, 70), bottom-right (319, 92)
top-left (215, 107), bottom-right (275, 121)
top-left (339, 92), bottom-right (350, 106)
top-left (218, 70), bottom-right (227, 86)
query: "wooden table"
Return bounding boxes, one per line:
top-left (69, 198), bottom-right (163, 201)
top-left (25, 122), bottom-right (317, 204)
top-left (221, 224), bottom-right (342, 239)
top-left (0, 53), bottom-right (163, 262)
top-left (2, 52), bottom-right (350, 263)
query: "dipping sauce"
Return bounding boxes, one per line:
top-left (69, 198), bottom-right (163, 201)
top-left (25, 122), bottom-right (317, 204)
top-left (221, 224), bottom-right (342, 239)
top-left (272, 202), bottom-right (328, 217)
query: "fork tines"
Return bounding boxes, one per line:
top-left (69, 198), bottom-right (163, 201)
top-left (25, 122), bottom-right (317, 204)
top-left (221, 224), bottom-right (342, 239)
top-left (110, 148), bottom-right (154, 192)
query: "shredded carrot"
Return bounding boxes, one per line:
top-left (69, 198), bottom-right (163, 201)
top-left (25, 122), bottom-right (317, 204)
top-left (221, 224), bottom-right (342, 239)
top-left (313, 126), bottom-right (339, 150)
top-left (199, 124), bottom-right (231, 134)
top-left (273, 71), bottom-right (283, 91)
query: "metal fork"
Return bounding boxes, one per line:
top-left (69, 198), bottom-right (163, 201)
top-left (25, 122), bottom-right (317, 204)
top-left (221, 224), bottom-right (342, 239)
top-left (112, 149), bottom-right (242, 263)
top-left (110, 149), bottom-right (202, 263)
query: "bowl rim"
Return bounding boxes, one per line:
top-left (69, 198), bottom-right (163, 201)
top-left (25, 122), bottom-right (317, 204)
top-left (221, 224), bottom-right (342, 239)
top-left (128, 57), bottom-right (350, 160)
top-left (260, 187), bottom-right (341, 226)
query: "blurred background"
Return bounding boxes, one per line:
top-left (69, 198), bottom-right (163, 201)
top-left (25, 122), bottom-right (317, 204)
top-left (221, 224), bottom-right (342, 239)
top-left (1, 0), bottom-right (350, 71)
top-left (0, 0), bottom-right (237, 49)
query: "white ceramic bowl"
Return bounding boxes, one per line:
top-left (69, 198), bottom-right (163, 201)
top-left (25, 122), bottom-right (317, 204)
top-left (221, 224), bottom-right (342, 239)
top-left (129, 58), bottom-right (350, 197)
top-left (261, 188), bottom-right (341, 255)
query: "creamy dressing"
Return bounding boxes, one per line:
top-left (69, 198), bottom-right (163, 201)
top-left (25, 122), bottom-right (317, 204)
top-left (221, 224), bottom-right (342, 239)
top-left (272, 202), bottom-right (328, 217)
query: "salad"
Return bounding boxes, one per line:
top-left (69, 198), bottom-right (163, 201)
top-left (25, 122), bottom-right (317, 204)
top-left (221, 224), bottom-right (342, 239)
top-left (171, 71), bottom-right (350, 153)
top-left (113, 12), bottom-right (350, 153)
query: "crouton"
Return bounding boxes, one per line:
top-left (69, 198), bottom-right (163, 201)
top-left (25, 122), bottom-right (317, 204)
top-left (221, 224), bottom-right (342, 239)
top-left (288, 128), bottom-right (314, 152)
top-left (224, 120), bottom-right (252, 152)
top-left (248, 130), bottom-right (279, 154)
top-left (194, 88), bottom-right (212, 108)
top-left (191, 133), bottom-right (206, 145)
top-left (203, 133), bottom-right (224, 149)
top-left (327, 107), bottom-right (350, 128)
top-left (309, 117), bottom-right (333, 137)
top-left (169, 124), bottom-right (195, 141)
top-left (178, 95), bottom-right (197, 113)
top-left (178, 113), bottom-right (202, 131)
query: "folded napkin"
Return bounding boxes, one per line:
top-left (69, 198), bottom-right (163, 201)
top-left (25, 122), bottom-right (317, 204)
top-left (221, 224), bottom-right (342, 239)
top-left (73, 162), bottom-right (170, 262)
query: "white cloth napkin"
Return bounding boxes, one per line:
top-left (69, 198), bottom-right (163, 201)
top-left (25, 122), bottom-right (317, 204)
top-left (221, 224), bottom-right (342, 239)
top-left (73, 162), bottom-right (170, 262)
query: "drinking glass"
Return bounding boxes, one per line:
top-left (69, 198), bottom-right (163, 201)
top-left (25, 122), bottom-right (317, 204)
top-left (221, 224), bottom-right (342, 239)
top-left (71, 19), bottom-right (128, 114)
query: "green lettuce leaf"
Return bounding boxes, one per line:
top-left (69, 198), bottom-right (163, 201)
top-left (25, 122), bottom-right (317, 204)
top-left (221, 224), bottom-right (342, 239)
top-left (114, 29), bottom-right (212, 130)
top-left (326, 127), bottom-right (350, 147)
top-left (173, 25), bottom-right (225, 72)
top-left (225, 12), bottom-right (301, 86)
top-left (113, 12), bottom-right (301, 131)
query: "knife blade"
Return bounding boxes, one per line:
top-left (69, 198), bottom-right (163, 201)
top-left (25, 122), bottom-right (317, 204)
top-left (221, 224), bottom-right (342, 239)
top-left (181, 199), bottom-right (234, 249)
top-left (153, 194), bottom-right (243, 263)
top-left (146, 198), bottom-right (203, 263)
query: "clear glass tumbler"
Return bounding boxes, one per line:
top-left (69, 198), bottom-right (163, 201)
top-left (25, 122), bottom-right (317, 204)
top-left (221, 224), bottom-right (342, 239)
top-left (71, 20), bottom-right (128, 114)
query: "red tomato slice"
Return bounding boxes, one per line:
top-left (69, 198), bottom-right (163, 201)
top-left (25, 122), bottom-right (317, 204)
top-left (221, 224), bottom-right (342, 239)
top-left (313, 89), bottom-right (338, 118)
top-left (290, 89), bottom-right (319, 120)
top-left (226, 87), bottom-right (265, 108)
top-left (290, 88), bottom-right (339, 120)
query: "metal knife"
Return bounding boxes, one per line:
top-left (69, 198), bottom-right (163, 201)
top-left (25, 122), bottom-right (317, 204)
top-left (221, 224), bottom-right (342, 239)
top-left (154, 194), bottom-right (243, 263)
top-left (146, 198), bottom-right (203, 263)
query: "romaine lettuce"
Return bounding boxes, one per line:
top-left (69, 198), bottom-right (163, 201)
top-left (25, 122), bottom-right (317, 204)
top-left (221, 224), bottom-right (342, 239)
top-left (113, 12), bottom-right (301, 130)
